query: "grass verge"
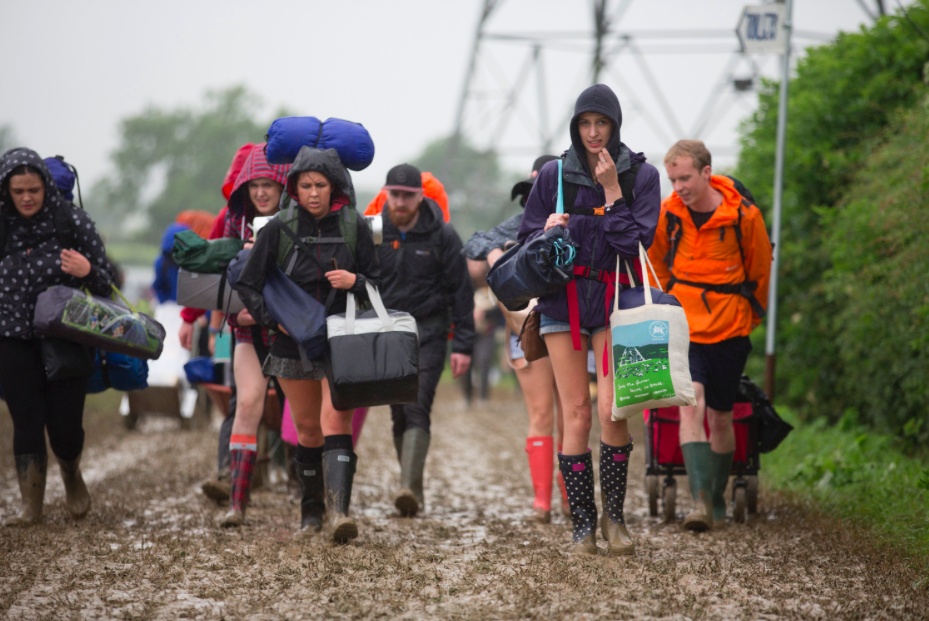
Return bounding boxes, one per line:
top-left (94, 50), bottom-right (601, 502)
top-left (763, 407), bottom-right (929, 565)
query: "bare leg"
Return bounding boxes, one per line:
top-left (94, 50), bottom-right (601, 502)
top-left (543, 332), bottom-right (592, 455)
top-left (230, 343), bottom-right (268, 437)
top-left (515, 358), bottom-right (556, 437)
top-left (276, 378), bottom-right (324, 449)
top-left (320, 378), bottom-right (353, 437)
top-left (707, 408), bottom-right (735, 453)
top-left (590, 329), bottom-right (629, 447)
top-left (679, 382), bottom-right (708, 444)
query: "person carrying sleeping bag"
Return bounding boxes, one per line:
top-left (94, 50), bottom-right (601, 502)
top-left (208, 143), bottom-right (291, 528)
top-left (518, 84), bottom-right (661, 556)
top-left (236, 146), bottom-right (381, 543)
top-left (0, 148), bottom-right (116, 527)
top-left (648, 140), bottom-right (772, 530)
top-left (374, 163), bottom-right (475, 519)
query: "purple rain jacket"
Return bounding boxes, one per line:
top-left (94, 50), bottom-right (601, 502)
top-left (517, 84), bottom-right (661, 329)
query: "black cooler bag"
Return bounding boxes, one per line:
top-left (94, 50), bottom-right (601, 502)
top-left (325, 282), bottom-right (419, 410)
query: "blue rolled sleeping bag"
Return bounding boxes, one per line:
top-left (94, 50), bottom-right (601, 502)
top-left (266, 117), bottom-right (375, 171)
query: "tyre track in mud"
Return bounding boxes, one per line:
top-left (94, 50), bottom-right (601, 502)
top-left (1, 385), bottom-right (927, 620)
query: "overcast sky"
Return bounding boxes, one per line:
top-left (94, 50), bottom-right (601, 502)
top-left (0, 0), bottom-right (891, 199)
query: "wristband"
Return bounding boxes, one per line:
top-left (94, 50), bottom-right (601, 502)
top-left (208, 326), bottom-right (222, 335)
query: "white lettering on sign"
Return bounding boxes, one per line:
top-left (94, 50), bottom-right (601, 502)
top-left (736, 4), bottom-right (788, 55)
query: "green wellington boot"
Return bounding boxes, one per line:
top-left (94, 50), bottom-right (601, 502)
top-left (681, 442), bottom-right (713, 531)
top-left (395, 428), bottom-right (430, 518)
top-left (709, 450), bottom-right (734, 523)
top-left (57, 454), bottom-right (91, 519)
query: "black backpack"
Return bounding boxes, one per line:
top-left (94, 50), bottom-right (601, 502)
top-left (662, 176), bottom-right (767, 319)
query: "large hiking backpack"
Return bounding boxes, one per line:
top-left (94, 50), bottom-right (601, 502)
top-left (662, 176), bottom-right (767, 319)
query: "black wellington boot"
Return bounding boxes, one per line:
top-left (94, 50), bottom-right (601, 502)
top-left (322, 449), bottom-right (358, 543)
top-left (4, 454), bottom-right (47, 527)
top-left (295, 458), bottom-right (325, 536)
top-left (558, 451), bottom-right (598, 555)
top-left (57, 454), bottom-right (91, 519)
top-left (599, 439), bottom-right (634, 556)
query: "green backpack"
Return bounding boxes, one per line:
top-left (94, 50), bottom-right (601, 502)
top-left (275, 199), bottom-right (358, 276)
top-left (171, 230), bottom-right (245, 274)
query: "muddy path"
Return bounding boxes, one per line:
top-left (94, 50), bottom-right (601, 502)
top-left (1, 386), bottom-right (927, 620)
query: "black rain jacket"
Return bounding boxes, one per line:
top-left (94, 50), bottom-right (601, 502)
top-left (377, 198), bottom-right (475, 353)
top-left (236, 147), bottom-right (381, 329)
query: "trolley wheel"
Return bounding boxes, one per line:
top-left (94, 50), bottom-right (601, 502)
top-left (746, 476), bottom-right (758, 515)
top-left (646, 475), bottom-right (659, 517)
top-left (662, 479), bottom-right (676, 523)
top-left (733, 485), bottom-right (747, 523)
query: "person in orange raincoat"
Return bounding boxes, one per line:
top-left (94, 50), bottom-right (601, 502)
top-left (648, 140), bottom-right (772, 531)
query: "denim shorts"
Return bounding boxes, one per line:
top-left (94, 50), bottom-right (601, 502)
top-left (538, 314), bottom-right (608, 338)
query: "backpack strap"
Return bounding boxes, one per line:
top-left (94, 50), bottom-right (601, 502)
top-left (664, 212), bottom-right (684, 270)
top-left (338, 205), bottom-right (357, 262)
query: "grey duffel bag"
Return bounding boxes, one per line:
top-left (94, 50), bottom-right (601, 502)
top-left (176, 269), bottom-right (244, 313)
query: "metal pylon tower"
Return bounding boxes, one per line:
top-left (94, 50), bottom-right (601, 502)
top-left (448, 0), bottom-right (884, 173)
top-left (618, 346), bottom-right (646, 366)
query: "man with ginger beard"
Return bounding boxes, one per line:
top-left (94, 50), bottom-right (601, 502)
top-left (375, 163), bottom-right (475, 518)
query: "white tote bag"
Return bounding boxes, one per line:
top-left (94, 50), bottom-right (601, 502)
top-left (610, 243), bottom-right (696, 420)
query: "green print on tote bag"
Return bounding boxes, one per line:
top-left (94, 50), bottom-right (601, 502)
top-left (613, 319), bottom-right (676, 405)
top-left (609, 243), bottom-right (695, 420)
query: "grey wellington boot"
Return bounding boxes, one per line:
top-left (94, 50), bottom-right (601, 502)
top-left (4, 454), bottom-right (47, 526)
top-left (395, 428), bottom-right (430, 518)
top-left (323, 449), bottom-right (358, 543)
top-left (57, 454), bottom-right (91, 518)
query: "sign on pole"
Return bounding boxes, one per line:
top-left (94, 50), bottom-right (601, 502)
top-left (736, 4), bottom-right (788, 55)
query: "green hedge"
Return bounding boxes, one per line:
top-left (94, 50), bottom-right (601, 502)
top-left (735, 2), bottom-right (929, 440)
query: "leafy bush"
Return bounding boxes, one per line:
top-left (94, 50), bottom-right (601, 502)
top-left (735, 2), bottom-right (929, 439)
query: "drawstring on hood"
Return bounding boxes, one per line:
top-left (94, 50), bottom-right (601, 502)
top-left (569, 84), bottom-right (624, 170)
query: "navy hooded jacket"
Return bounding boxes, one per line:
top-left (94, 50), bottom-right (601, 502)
top-left (518, 84), bottom-right (661, 329)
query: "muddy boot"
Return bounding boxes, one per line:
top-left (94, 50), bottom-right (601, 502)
top-left (4, 454), bottom-right (47, 527)
top-left (201, 469), bottom-right (231, 504)
top-left (221, 443), bottom-right (256, 527)
top-left (57, 454), bottom-right (91, 519)
top-left (599, 439), bottom-right (634, 556)
top-left (558, 451), bottom-right (598, 555)
top-left (323, 447), bottom-right (358, 543)
top-left (525, 437), bottom-right (553, 524)
top-left (681, 442), bottom-right (713, 531)
top-left (395, 428), bottom-right (430, 518)
top-left (710, 450), bottom-right (734, 523)
top-left (295, 458), bottom-right (325, 535)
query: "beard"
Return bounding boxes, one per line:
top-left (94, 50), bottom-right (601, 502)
top-left (388, 207), bottom-right (418, 228)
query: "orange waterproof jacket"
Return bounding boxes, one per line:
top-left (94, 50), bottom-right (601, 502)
top-left (648, 175), bottom-right (772, 344)
top-left (365, 171), bottom-right (450, 222)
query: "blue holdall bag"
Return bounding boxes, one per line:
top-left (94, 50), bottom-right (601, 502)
top-left (86, 350), bottom-right (149, 394)
top-left (265, 117), bottom-right (375, 171)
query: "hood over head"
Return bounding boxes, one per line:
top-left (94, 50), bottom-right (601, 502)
top-left (511, 154), bottom-right (559, 207)
top-left (569, 84), bottom-right (623, 165)
top-left (286, 146), bottom-right (355, 209)
top-left (0, 147), bottom-right (65, 219)
top-left (223, 143), bottom-right (255, 200)
top-left (227, 143), bottom-right (291, 218)
top-left (161, 222), bottom-right (190, 253)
